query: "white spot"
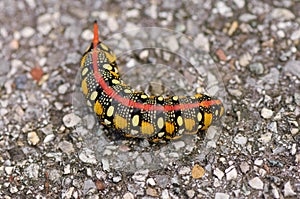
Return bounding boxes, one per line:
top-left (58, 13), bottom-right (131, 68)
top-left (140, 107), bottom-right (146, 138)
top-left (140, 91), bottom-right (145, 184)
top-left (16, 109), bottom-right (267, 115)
top-left (107, 106), bottom-right (114, 117)
top-left (90, 91), bottom-right (98, 101)
top-left (158, 132), bottom-right (165, 137)
top-left (158, 96), bottom-right (164, 101)
top-left (141, 94), bottom-right (148, 99)
top-left (172, 96), bottom-right (179, 101)
top-left (157, 117), bottom-right (164, 129)
top-left (124, 89), bottom-right (132, 94)
top-left (197, 112), bottom-right (203, 121)
top-left (82, 67), bottom-right (88, 76)
top-left (103, 64), bottom-right (112, 70)
top-left (177, 116), bottom-right (183, 126)
top-left (112, 79), bottom-right (120, 84)
top-left (132, 115), bottom-right (139, 126)
top-left (104, 119), bottom-right (111, 125)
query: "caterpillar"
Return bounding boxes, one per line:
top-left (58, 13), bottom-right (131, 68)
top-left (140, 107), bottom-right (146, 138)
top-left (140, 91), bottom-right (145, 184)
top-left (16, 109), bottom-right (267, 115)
top-left (80, 21), bottom-right (224, 142)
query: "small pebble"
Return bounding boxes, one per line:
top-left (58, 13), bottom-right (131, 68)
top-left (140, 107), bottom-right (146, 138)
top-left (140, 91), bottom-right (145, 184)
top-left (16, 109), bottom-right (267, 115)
top-left (146, 178), bottom-right (156, 186)
top-left (213, 168), bottom-right (224, 180)
top-left (27, 131), bottom-right (40, 146)
top-left (58, 141), bottom-right (75, 155)
top-left (249, 177), bottom-right (264, 190)
top-left (249, 62), bottom-right (264, 75)
top-left (254, 159), bottom-right (263, 166)
top-left (215, 193), bottom-right (230, 199)
top-left (79, 148), bottom-right (97, 164)
top-left (283, 181), bottom-right (296, 197)
top-left (225, 166), bottom-right (237, 181)
top-left (83, 179), bottom-right (96, 195)
top-left (123, 192), bottom-right (134, 199)
top-left (270, 8), bottom-right (295, 21)
top-left (186, 189), bottom-right (195, 198)
top-left (192, 164), bottom-right (205, 179)
top-left (113, 176), bottom-right (122, 183)
top-left (20, 26), bottom-right (35, 38)
top-left (63, 113), bottom-right (81, 128)
top-left (240, 162), bottom-right (250, 174)
top-left (239, 52), bottom-right (252, 67)
top-left (146, 187), bottom-right (158, 197)
top-left (261, 108), bottom-right (273, 119)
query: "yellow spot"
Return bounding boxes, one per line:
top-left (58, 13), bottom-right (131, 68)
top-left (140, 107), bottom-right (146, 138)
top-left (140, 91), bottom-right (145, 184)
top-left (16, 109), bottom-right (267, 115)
top-left (112, 79), bottom-right (120, 84)
top-left (104, 51), bottom-right (116, 63)
top-left (158, 96), bottom-right (164, 101)
top-left (172, 96), bottom-right (179, 101)
top-left (177, 116), bottom-right (183, 126)
top-left (141, 94), bottom-right (148, 99)
top-left (124, 89), bottom-right (132, 93)
top-left (197, 112), bottom-right (203, 122)
top-left (141, 121), bottom-right (155, 135)
top-left (80, 53), bottom-right (88, 67)
top-left (157, 117), bottom-right (164, 129)
top-left (82, 67), bottom-right (88, 76)
top-left (184, 118), bottom-right (195, 131)
top-left (132, 115), bottom-right (139, 127)
top-left (103, 64), bottom-right (112, 70)
top-left (90, 91), bottom-right (98, 101)
top-left (114, 114), bottom-right (128, 129)
top-left (107, 106), bottom-right (114, 117)
top-left (165, 122), bottom-right (175, 134)
top-left (100, 43), bottom-right (109, 51)
top-left (81, 78), bottom-right (88, 95)
top-left (203, 112), bottom-right (213, 129)
top-left (194, 93), bottom-right (203, 98)
top-left (94, 101), bottom-right (103, 115)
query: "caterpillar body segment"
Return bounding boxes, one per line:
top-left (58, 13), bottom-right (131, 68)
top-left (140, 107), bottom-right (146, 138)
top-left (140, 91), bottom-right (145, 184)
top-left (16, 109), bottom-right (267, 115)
top-left (80, 22), bottom-right (224, 142)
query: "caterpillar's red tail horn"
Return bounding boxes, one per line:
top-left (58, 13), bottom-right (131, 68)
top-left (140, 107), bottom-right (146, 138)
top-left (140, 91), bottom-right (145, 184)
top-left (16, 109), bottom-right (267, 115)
top-left (93, 20), bottom-right (99, 48)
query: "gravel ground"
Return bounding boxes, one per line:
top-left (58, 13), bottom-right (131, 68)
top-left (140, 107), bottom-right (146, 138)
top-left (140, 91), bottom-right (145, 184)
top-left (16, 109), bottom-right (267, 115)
top-left (0, 0), bottom-right (300, 198)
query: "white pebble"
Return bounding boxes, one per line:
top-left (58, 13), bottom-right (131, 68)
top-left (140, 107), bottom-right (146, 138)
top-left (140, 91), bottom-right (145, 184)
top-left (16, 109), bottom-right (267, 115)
top-left (27, 131), bottom-right (40, 145)
top-left (21, 26), bottom-right (35, 38)
top-left (284, 181), bottom-right (296, 197)
top-left (63, 113), bottom-right (81, 128)
top-left (261, 107), bottom-right (273, 119)
top-left (249, 177), bottom-right (264, 190)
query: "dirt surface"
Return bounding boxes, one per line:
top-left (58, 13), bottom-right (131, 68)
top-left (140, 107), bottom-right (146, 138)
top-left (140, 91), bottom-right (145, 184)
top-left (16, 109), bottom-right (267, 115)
top-left (0, 0), bottom-right (299, 198)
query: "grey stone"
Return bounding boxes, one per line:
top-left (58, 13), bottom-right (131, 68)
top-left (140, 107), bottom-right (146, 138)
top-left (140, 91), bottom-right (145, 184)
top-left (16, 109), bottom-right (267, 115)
top-left (249, 177), bottom-right (264, 190)
top-left (63, 113), bottom-right (81, 128)
top-left (283, 181), bottom-right (296, 197)
top-left (58, 141), bottom-right (74, 154)
top-left (213, 168), bottom-right (224, 180)
top-left (24, 163), bottom-right (39, 179)
top-left (215, 193), bottom-right (230, 199)
top-left (270, 8), bottom-right (295, 21)
top-left (249, 62), bottom-right (264, 75)
top-left (284, 60), bottom-right (300, 78)
top-left (79, 148), bottom-right (97, 164)
top-left (261, 107), bottom-right (273, 119)
top-left (83, 179), bottom-right (96, 195)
